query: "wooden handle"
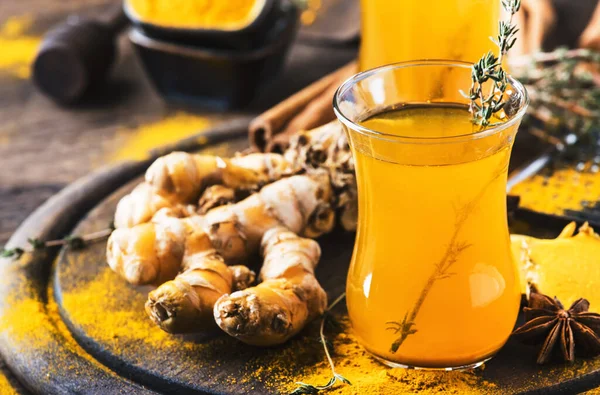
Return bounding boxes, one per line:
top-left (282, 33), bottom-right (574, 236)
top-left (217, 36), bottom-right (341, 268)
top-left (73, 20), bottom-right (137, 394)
top-left (32, 7), bottom-right (129, 105)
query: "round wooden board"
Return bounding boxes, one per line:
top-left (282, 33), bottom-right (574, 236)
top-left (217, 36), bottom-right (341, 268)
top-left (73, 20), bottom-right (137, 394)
top-left (2, 120), bottom-right (600, 394)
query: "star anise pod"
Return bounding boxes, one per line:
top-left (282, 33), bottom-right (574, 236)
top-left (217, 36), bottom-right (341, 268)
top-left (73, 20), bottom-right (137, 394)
top-left (512, 292), bottom-right (600, 364)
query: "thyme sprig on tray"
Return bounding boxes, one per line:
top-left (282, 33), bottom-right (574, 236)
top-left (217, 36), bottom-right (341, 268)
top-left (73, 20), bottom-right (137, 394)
top-left (462, 0), bottom-right (521, 128)
top-left (290, 293), bottom-right (351, 395)
top-left (1, 224), bottom-right (114, 260)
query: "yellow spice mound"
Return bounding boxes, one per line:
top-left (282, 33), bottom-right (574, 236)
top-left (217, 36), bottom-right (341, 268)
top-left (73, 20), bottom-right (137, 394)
top-left (511, 222), bottom-right (600, 307)
top-left (126, 0), bottom-right (265, 30)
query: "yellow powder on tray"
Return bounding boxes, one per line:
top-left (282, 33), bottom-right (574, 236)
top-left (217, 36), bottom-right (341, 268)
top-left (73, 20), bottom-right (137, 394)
top-left (0, 373), bottom-right (17, 395)
top-left (60, 268), bottom-right (181, 348)
top-left (52, 255), bottom-right (500, 394)
top-left (0, 278), bottom-right (114, 381)
top-left (126, 0), bottom-right (265, 30)
top-left (510, 163), bottom-right (600, 217)
top-left (283, 318), bottom-right (498, 395)
top-left (0, 16), bottom-right (41, 79)
top-left (110, 113), bottom-right (211, 162)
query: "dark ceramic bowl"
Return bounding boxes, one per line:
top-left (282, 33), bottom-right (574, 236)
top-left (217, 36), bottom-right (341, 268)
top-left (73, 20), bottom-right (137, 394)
top-left (124, 0), bottom-right (282, 50)
top-left (130, 0), bottom-right (298, 110)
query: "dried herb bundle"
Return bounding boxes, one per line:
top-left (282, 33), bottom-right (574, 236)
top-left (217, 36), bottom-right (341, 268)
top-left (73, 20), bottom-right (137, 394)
top-left (511, 47), bottom-right (600, 150)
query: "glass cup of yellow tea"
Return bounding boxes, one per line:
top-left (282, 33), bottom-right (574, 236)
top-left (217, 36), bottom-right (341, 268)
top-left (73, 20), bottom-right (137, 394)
top-left (333, 61), bottom-right (529, 370)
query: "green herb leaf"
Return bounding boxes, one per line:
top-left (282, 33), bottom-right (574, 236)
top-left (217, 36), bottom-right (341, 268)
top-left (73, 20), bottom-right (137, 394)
top-left (65, 236), bottom-right (86, 250)
top-left (468, 0), bottom-right (521, 127)
top-left (1, 247), bottom-right (24, 260)
top-left (27, 238), bottom-right (46, 250)
top-left (288, 294), bottom-right (350, 395)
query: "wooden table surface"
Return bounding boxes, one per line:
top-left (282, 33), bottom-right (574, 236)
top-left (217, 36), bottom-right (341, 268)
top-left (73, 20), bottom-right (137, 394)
top-left (0, 1), bottom-right (357, 392)
top-left (0, 0), bottom-right (357, 245)
top-left (0, 0), bottom-right (597, 393)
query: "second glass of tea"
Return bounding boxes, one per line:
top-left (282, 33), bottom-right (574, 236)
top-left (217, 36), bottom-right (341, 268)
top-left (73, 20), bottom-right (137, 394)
top-left (334, 61), bottom-right (528, 370)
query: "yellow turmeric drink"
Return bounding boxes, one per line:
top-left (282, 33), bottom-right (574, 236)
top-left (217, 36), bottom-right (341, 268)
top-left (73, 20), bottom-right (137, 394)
top-left (334, 61), bottom-right (528, 369)
top-left (359, 0), bottom-right (501, 70)
top-left (345, 105), bottom-right (521, 369)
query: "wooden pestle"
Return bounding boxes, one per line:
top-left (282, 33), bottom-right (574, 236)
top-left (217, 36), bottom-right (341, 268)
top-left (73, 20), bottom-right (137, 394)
top-left (32, 5), bottom-right (129, 105)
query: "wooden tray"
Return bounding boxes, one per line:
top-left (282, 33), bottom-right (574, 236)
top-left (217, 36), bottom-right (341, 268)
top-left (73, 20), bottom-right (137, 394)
top-left (1, 119), bottom-right (600, 394)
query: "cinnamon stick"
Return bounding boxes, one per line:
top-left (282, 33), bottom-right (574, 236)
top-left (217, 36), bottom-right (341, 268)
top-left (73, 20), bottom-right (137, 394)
top-left (267, 80), bottom-right (340, 153)
top-left (249, 61), bottom-right (357, 152)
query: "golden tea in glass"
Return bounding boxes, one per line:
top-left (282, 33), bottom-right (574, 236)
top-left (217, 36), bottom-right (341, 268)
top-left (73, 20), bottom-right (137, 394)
top-left (334, 61), bottom-right (528, 369)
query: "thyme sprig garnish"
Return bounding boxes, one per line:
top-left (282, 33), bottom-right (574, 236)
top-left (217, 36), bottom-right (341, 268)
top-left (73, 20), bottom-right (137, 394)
top-left (387, 164), bottom-right (506, 353)
top-left (290, 293), bottom-right (351, 395)
top-left (1, 225), bottom-right (114, 261)
top-left (462, 0), bottom-right (521, 128)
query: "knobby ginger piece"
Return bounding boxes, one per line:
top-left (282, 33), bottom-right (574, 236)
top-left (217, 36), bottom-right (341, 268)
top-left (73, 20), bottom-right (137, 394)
top-left (146, 234), bottom-right (255, 333)
top-left (511, 222), bottom-right (600, 307)
top-left (107, 216), bottom-right (187, 285)
top-left (214, 227), bottom-right (327, 346)
top-left (114, 152), bottom-right (291, 229)
top-left (145, 152), bottom-right (291, 203)
top-left (114, 183), bottom-right (172, 229)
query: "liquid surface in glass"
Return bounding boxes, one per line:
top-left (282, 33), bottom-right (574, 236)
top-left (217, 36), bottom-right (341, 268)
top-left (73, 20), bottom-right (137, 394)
top-left (346, 105), bottom-right (521, 368)
top-left (359, 0), bottom-right (501, 70)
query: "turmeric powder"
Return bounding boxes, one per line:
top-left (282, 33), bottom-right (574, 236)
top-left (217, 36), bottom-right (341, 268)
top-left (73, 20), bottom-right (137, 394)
top-left (0, 372), bottom-right (17, 395)
top-left (0, 279), bottom-right (121, 388)
top-left (281, 317), bottom-right (499, 395)
top-left (54, 263), bottom-right (504, 393)
top-left (126, 0), bottom-right (265, 30)
top-left (110, 113), bottom-right (211, 163)
top-left (510, 163), bottom-right (600, 217)
top-left (0, 15), bottom-right (41, 79)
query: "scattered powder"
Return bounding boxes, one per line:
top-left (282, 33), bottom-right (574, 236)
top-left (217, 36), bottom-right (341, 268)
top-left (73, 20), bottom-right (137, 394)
top-left (0, 372), bottom-right (17, 395)
top-left (510, 163), bottom-right (600, 216)
top-left (52, 249), bottom-right (501, 394)
top-left (300, 0), bottom-right (322, 25)
top-left (280, 318), bottom-right (498, 395)
top-left (110, 113), bottom-right (211, 162)
top-left (0, 279), bottom-right (114, 388)
top-left (60, 268), bottom-right (182, 348)
top-left (0, 16), bottom-right (41, 79)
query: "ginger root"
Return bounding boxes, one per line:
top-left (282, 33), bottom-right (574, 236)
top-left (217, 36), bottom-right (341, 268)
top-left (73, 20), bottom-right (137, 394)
top-left (108, 216), bottom-right (187, 285)
top-left (146, 151), bottom-right (291, 203)
top-left (108, 172), bottom-right (335, 332)
top-left (114, 183), bottom-right (173, 229)
top-left (146, 227), bottom-right (255, 333)
top-left (108, 121), bottom-right (358, 340)
top-left (214, 227), bottom-right (327, 346)
top-left (114, 152), bottom-right (291, 228)
top-left (284, 121), bottom-right (357, 231)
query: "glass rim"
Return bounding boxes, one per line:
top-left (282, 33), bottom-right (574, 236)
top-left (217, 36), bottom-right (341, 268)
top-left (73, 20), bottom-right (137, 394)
top-left (333, 59), bottom-right (530, 143)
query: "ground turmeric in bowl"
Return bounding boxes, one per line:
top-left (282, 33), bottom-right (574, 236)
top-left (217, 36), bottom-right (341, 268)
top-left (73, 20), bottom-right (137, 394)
top-left (126, 0), bottom-right (267, 30)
